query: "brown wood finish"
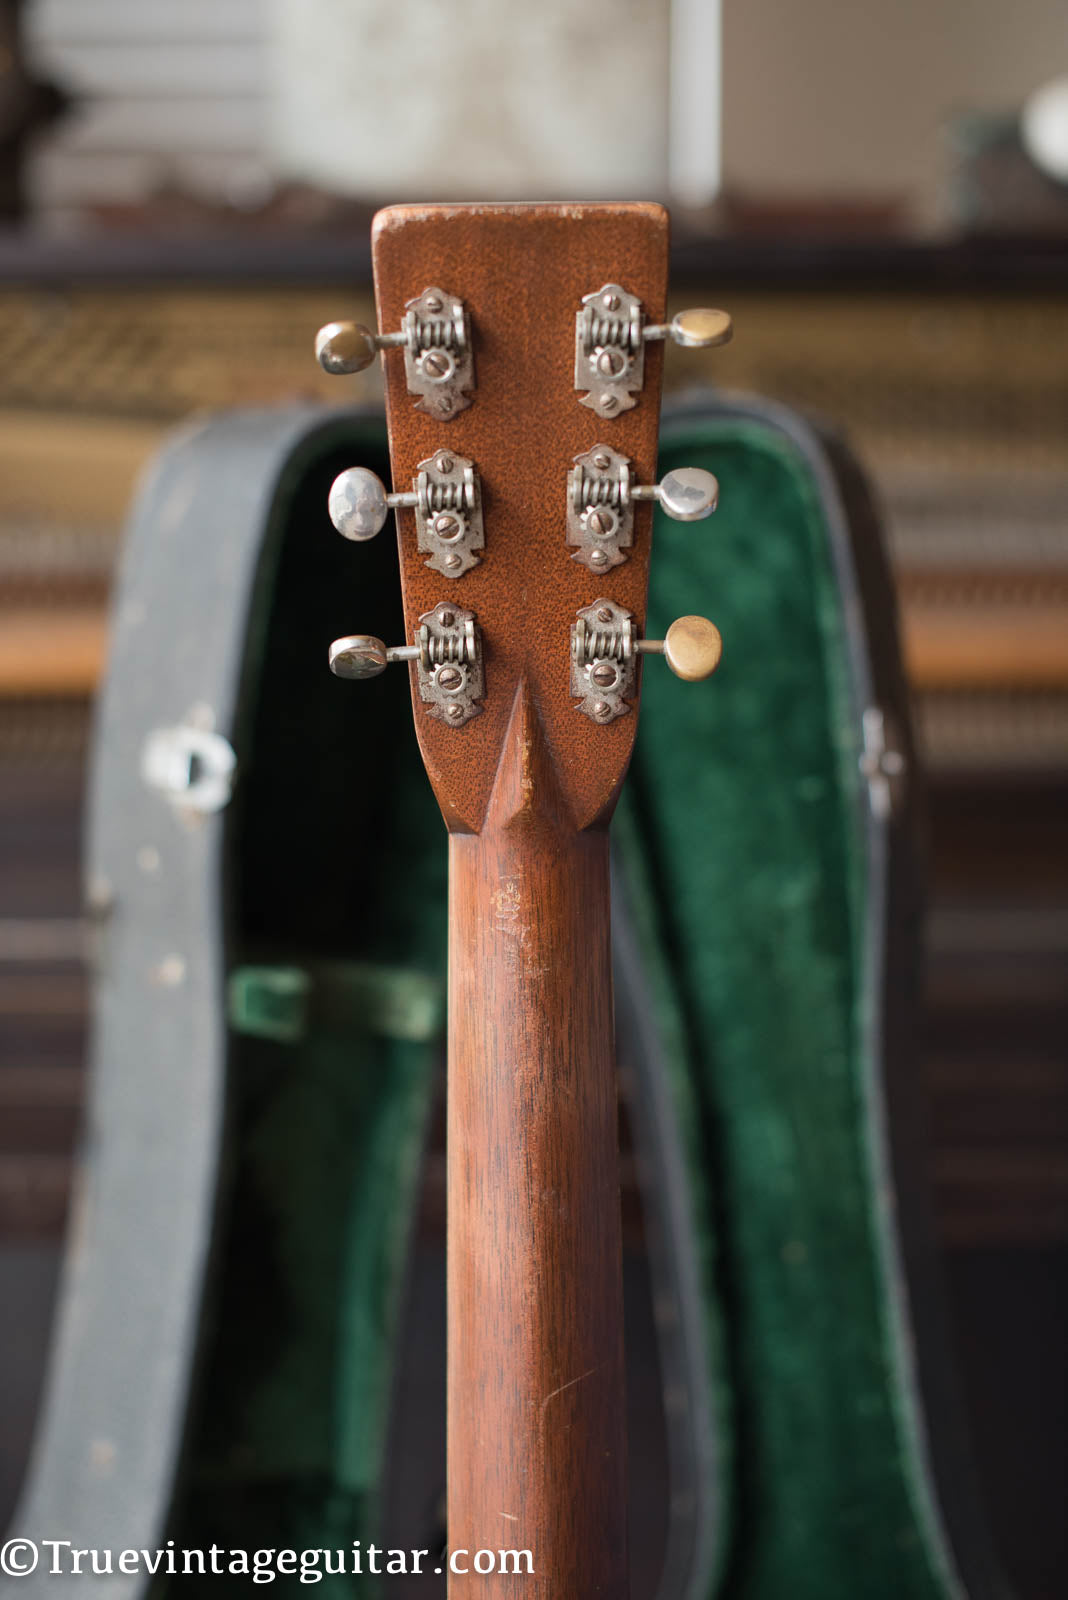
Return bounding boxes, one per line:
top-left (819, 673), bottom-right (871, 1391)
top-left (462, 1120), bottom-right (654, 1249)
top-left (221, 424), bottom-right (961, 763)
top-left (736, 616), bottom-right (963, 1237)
top-left (372, 203), bottom-right (667, 833)
top-left (372, 204), bottom-right (670, 1595)
top-left (448, 687), bottom-right (626, 1596)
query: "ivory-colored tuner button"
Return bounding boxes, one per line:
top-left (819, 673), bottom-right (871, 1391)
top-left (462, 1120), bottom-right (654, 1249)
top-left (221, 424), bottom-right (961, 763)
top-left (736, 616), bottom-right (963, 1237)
top-left (671, 307), bottom-right (733, 349)
top-left (631, 465), bottom-right (719, 520)
top-left (657, 466), bottom-right (719, 521)
top-left (328, 635), bottom-right (388, 679)
top-left (328, 467), bottom-right (388, 540)
top-left (663, 616), bottom-right (723, 682)
top-left (315, 320), bottom-right (379, 375)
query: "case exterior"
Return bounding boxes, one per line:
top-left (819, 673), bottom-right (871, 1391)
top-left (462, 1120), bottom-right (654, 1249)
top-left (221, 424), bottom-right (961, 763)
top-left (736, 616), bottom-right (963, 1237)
top-left (4, 398), bottom-right (1005, 1600)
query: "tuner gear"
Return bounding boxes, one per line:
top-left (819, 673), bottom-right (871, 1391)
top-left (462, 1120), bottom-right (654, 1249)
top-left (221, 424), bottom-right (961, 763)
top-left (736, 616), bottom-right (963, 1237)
top-left (571, 600), bottom-right (722, 722)
top-left (567, 447), bottom-right (719, 572)
top-left (575, 284), bottom-right (733, 417)
top-left (315, 285), bottom-right (474, 417)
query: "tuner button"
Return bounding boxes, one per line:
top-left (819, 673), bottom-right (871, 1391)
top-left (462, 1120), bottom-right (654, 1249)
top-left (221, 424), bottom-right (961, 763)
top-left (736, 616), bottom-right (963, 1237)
top-left (663, 616), bottom-right (723, 681)
top-left (327, 633), bottom-right (421, 680)
top-left (631, 465), bottom-right (719, 521)
top-left (315, 320), bottom-right (380, 375)
top-left (315, 291), bottom-right (474, 416)
top-left (329, 467), bottom-right (389, 540)
top-left (637, 616), bottom-right (723, 681)
top-left (657, 466), bottom-right (719, 521)
top-left (328, 635), bottom-right (389, 679)
top-left (670, 308), bottom-right (733, 349)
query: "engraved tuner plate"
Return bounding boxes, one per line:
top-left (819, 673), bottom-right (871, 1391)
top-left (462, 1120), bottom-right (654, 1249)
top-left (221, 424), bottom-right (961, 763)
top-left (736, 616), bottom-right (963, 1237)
top-left (414, 451), bottom-right (484, 577)
top-left (567, 444), bottom-right (634, 573)
top-left (403, 287), bottom-right (475, 418)
top-left (416, 603), bottom-right (484, 726)
top-left (574, 284), bottom-right (646, 418)
top-left (570, 599), bottom-right (637, 723)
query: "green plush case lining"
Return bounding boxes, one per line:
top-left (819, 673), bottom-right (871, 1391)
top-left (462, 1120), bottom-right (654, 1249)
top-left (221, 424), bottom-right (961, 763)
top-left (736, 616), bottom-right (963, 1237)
top-left (164, 408), bottom-right (963, 1600)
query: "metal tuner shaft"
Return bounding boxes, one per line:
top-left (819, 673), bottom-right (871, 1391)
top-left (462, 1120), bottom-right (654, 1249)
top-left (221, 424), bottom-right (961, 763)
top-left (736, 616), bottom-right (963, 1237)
top-left (630, 466), bottom-right (720, 521)
top-left (642, 306), bottom-right (734, 350)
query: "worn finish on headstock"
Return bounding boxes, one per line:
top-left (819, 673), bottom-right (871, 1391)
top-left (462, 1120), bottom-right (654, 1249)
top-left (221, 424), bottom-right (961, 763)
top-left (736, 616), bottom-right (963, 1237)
top-left (372, 203), bottom-right (668, 835)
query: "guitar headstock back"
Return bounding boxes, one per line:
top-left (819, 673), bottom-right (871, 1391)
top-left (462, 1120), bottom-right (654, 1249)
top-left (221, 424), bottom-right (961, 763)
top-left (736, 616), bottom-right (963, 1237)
top-left (320, 203), bottom-right (727, 834)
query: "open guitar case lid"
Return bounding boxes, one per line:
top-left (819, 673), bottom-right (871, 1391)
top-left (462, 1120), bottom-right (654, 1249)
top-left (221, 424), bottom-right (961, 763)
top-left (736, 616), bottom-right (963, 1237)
top-left (6, 393), bottom-right (1007, 1600)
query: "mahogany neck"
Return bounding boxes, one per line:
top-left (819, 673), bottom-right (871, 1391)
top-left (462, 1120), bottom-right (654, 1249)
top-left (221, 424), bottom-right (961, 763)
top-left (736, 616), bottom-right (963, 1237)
top-left (445, 690), bottom-right (628, 1596)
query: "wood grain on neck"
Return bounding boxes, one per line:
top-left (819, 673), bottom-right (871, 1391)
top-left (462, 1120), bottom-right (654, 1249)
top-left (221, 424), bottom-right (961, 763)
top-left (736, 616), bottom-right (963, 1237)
top-left (447, 685), bottom-right (626, 1595)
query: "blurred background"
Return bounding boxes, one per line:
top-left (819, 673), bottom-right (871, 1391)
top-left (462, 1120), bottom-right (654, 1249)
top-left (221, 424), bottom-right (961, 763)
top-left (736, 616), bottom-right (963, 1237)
top-left (0, 0), bottom-right (1065, 1593)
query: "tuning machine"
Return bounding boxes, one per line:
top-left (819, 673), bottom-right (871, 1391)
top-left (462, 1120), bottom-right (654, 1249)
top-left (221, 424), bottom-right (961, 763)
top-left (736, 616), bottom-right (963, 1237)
top-left (571, 599), bottom-right (721, 723)
top-left (575, 284), bottom-right (732, 417)
top-left (328, 603), bottom-right (484, 726)
top-left (328, 452), bottom-right (484, 578)
top-left (568, 445), bottom-right (718, 572)
top-left (316, 286), bottom-right (475, 417)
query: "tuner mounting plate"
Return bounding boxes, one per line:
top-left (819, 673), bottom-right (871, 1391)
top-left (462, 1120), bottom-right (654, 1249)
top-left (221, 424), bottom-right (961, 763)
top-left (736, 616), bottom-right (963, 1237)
top-left (414, 451), bottom-right (483, 578)
top-left (575, 283), bottom-right (645, 418)
top-left (416, 603), bottom-right (484, 727)
top-left (570, 599), bottom-right (637, 724)
top-left (403, 286), bottom-right (475, 419)
top-left (567, 444), bottom-right (633, 572)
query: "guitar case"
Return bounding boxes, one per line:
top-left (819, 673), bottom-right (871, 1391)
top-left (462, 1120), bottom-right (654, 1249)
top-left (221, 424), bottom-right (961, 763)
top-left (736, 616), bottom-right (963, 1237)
top-left (6, 395), bottom-right (1007, 1599)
